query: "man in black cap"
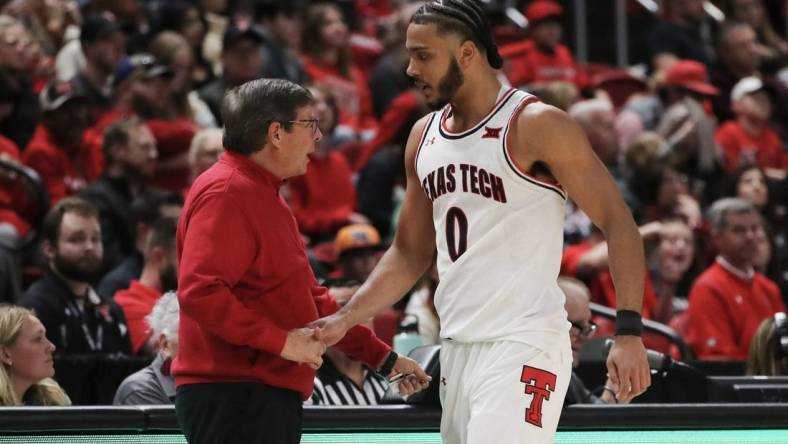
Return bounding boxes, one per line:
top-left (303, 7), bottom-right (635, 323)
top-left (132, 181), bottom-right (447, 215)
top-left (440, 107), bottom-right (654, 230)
top-left (22, 80), bottom-right (98, 205)
top-left (111, 53), bottom-right (175, 120)
top-left (71, 14), bottom-right (126, 112)
top-left (198, 23), bottom-right (264, 123)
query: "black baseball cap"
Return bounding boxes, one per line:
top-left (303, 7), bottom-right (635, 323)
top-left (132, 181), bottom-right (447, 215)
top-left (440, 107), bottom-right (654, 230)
top-left (222, 23), bottom-right (265, 49)
top-left (39, 80), bottom-right (88, 112)
top-left (113, 53), bottom-right (174, 86)
top-left (80, 14), bottom-right (121, 44)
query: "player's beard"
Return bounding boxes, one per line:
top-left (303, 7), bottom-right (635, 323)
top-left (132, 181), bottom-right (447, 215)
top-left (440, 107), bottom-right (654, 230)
top-left (428, 57), bottom-right (464, 110)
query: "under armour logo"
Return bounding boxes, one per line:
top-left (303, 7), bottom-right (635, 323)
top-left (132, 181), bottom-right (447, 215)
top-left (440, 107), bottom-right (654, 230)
top-left (482, 126), bottom-right (502, 139)
top-left (424, 137), bottom-right (436, 146)
top-left (441, 377), bottom-right (447, 386)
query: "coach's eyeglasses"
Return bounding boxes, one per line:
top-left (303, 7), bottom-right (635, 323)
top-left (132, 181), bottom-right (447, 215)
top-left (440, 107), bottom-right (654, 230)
top-left (287, 119), bottom-right (320, 135)
top-left (569, 320), bottom-right (598, 339)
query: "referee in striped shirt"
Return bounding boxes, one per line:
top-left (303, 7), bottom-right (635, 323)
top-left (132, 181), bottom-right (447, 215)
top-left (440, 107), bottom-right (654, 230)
top-left (310, 357), bottom-right (390, 405)
top-left (309, 279), bottom-right (390, 405)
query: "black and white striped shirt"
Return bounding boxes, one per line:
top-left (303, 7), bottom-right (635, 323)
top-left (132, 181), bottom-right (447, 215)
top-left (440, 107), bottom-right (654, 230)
top-left (309, 357), bottom-right (389, 405)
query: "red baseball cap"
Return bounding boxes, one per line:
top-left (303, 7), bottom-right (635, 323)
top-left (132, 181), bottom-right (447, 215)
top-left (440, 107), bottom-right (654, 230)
top-left (663, 60), bottom-right (719, 96)
top-left (525, 0), bottom-right (563, 24)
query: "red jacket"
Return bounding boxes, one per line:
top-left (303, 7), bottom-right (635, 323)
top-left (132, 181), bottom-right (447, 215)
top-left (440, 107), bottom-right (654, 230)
top-left (173, 151), bottom-right (390, 399)
top-left (501, 40), bottom-right (586, 88)
top-left (22, 125), bottom-right (102, 205)
top-left (715, 121), bottom-right (786, 173)
top-left (685, 259), bottom-right (784, 360)
top-left (114, 280), bottom-right (162, 354)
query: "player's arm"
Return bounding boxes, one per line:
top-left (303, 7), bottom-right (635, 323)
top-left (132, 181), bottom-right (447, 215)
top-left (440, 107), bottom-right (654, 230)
top-left (313, 114), bottom-right (437, 344)
top-left (510, 102), bottom-right (650, 402)
top-left (512, 103), bottom-right (644, 312)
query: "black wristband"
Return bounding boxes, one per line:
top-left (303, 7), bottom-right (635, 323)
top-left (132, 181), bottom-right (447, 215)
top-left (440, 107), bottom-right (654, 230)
top-left (615, 310), bottom-right (643, 336)
top-left (378, 351), bottom-right (399, 375)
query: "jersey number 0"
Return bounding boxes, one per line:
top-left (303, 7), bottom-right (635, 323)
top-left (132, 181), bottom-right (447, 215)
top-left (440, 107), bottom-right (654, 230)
top-left (446, 207), bottom-right (468, 261)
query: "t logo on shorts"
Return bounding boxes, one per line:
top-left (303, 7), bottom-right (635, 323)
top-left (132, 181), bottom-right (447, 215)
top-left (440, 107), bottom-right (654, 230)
top-left (520, 366), bottom-right (557, 428)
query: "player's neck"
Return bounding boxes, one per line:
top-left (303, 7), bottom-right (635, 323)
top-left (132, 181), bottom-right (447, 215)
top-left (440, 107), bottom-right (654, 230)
top-left (448, 75), bottom-right (503, 132)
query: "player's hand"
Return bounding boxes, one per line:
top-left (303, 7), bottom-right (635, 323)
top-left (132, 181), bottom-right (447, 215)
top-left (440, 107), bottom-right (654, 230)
top-left (389, 355), bottom-right (432, 396)
top-left (280, 327), bottom-right (326, 370)
top-left (606, 335), bottom-right (650, 403)
top-left (308, 313), bottom-right (350, 347)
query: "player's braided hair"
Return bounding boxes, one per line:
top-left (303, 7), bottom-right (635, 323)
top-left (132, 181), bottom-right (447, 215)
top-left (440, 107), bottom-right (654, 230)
top-left (411, 0), bottom-right (503, 69)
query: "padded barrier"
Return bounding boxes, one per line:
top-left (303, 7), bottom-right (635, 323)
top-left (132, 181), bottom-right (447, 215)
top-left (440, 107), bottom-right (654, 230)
top-left (2, 404), bottom-right (788, 433)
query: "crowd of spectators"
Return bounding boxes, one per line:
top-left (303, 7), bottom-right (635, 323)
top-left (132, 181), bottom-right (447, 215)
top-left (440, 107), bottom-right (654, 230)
top-left (0, 0), bottom-right (786, 406)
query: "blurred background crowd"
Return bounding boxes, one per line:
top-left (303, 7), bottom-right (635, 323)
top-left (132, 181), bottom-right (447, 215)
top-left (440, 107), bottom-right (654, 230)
top-left (0, 0), bottom-right (786, 407)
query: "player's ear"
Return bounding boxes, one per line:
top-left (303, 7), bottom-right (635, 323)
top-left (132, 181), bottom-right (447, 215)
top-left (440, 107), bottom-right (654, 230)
top-left (458, 40), bottom-right (476, 67)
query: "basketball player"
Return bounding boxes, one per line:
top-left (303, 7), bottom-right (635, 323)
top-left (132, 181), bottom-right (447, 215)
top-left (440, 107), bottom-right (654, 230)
top-left (313, 1), bottom-right (650, 442)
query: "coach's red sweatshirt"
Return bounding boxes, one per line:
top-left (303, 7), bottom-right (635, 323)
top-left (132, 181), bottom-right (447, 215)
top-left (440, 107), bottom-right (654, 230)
top-left (172, 151), bottom-right (391, 400)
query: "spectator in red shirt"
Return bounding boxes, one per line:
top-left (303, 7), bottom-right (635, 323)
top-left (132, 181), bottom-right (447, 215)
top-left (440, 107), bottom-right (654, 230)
top-left (561, 223), bottom-right (661, 320)
top-left (115, 217), bottom-right (178, 355)
top-left (715, 76), bottom-right (786, 179)
top-left (500, 0), bottom-right (585, 89)
top-left (22, 80), bottom-right (99, 205)
top-left (287, 85), bottom-right (368, 243)
top-left (89, 53), bottom-right (198, 192)
top-left (685, 198), bottom-right (785, 360)
top-left (173, 79), bottom-right (427, 444)
top-left (301, 3), bottom-right (378, 142)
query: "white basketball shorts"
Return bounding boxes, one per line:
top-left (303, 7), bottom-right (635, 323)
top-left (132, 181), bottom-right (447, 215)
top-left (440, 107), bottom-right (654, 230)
top-left (439, 338), bottom-right (572, 444)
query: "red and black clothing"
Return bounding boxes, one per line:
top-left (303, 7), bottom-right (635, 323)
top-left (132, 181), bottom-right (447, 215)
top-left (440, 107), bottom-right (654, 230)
top-left (22, 125), bottom-right (102, 205)
top-left (173, 151), bottom-right (390, 400)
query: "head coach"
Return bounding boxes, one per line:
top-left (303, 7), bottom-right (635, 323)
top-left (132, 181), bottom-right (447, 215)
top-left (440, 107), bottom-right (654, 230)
top-left (172, 78), bottom-right (429, 444)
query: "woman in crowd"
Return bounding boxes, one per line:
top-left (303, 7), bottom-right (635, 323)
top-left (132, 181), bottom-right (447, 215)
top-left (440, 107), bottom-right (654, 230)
top-left (148, 31), bottom-right (217, 128)
top-left (0, 304), bottom-right (69, 406)
top-left (300, 3), bottom-right (377, 142)
top-left (747, 313), bottom-right (788, 376)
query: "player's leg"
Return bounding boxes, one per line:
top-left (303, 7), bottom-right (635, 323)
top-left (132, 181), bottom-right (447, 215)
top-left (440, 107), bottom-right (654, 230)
top-left (465, 340), bottom-right (572, 444)
top-left (439, 340), bottom-right (472, 444)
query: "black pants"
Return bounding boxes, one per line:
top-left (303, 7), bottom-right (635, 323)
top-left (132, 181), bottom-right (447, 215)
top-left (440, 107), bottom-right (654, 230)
top-left (175, 382), bottom-right (303, 444)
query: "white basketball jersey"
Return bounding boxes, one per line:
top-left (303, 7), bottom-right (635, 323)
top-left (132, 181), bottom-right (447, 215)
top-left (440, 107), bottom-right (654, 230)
top-left (415, 87), bottom-right (569, 348)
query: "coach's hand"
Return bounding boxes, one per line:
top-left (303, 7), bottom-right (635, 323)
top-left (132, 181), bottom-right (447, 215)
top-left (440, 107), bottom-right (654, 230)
top-left (281, 327), bottom-right (326, 370)
top-left (606, 335), bottom-right (650, 403)
top-left (389, 356), bottom-right (432, 396)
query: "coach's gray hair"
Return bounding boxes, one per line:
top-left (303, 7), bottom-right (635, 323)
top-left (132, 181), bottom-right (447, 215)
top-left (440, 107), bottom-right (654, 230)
top-left (707, 197), bottom-right (757, 233)
top-left (145, 291), bottom-right (179, 341)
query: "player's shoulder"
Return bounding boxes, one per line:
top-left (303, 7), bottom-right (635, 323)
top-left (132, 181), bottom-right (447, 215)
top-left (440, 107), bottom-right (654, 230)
top-left (514, 100), bottom-right (578, 139)
top-left (410, 112), bottom-right (437, 137)
top-left (405, 112), bottom-right (437, 152)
